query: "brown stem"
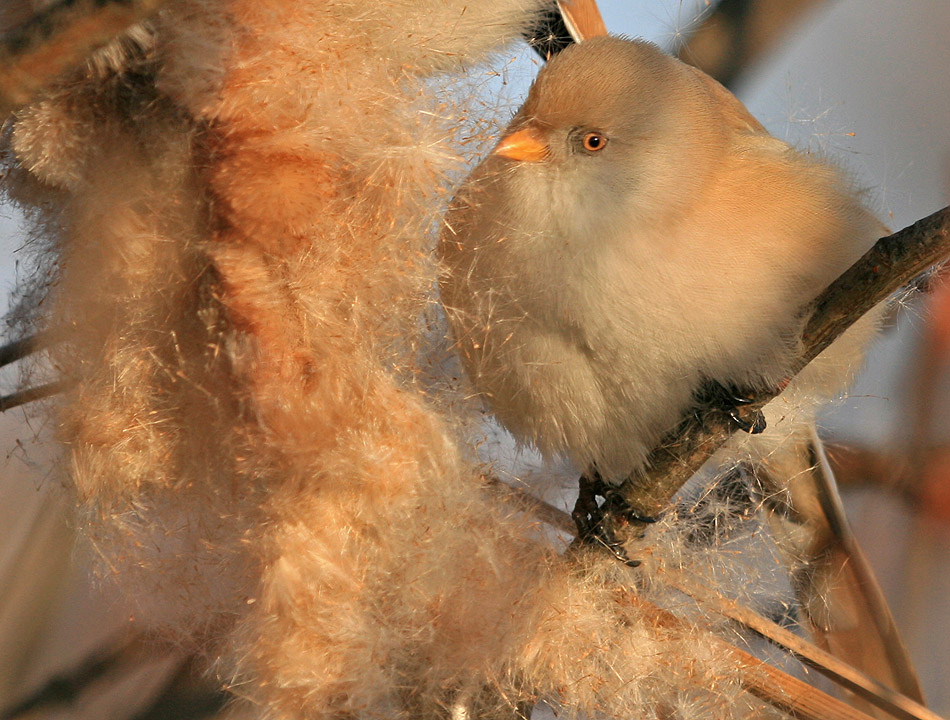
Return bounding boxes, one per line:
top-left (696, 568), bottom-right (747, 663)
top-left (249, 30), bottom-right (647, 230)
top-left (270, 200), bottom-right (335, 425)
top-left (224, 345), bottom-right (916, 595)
top-left (0, 328), bottom-right (59, 367)
top-left (619, 206), bottom-right (950, 520)
top-left (0, 378), bottom-right (71, 412)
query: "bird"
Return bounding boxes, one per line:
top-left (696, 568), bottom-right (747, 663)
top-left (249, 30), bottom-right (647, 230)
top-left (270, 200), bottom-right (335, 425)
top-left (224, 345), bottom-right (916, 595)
top-left (438, 38), bottom-right (929, 698)
top-left (439, 35), bottom-right (882, 490)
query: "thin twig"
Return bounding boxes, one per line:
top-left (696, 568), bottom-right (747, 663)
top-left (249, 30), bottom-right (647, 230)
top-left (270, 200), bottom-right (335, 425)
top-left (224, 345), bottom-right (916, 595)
top-left (490, 480), bottom-right (946, 720)
top-left (0, 329), bottom-right (57, 367)
top-left (0, 334), bottom-right (36, 367)
top-left (633, 596), bottom-right (881, 720)
top-left (619, 206), bottom-right (950, 521)
top-left (674, 582), bottom-right (944, 720)
top-left (0, 0), bottom-right (166, 116)
top-left (486, 476), bottom-right (576, 535)
top-left (0, 378), bottom-right (71, 411)
top-left (808, 431), bottom-right (924, 702)
top-left (0, 331), bottom-right (69, 411)
top-left (524, 0), bottom-right (607, 59)
top-left (555, 0), bottom-right (608, 41)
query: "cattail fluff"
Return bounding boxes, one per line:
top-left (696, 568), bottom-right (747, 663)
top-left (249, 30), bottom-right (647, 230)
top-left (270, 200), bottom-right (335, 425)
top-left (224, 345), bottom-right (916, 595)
top-left (3, 2), bottom-right (811, 719)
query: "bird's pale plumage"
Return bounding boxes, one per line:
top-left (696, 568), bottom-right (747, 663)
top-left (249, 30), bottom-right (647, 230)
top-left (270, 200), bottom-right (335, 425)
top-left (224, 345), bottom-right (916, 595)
top-left (440, 36), bottom-right (882, 481)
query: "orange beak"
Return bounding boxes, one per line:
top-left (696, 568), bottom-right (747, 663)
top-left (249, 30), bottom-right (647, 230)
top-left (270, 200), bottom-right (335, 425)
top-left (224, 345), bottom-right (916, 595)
top-left (494, 127), bottom-right (550, 162)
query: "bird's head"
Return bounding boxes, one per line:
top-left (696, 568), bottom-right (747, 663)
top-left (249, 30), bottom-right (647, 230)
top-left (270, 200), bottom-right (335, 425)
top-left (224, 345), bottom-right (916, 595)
top-left (489, 36), bottom-right (729, 228)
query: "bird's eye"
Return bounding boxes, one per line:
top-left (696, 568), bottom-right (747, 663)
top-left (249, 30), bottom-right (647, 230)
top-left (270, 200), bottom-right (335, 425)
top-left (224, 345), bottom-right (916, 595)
top-left (582, 132), bottom-right (607, 152)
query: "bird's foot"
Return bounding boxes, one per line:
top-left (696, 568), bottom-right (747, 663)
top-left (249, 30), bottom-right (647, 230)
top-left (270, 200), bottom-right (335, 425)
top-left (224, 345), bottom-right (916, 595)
top-left (726, 406), bottom-right (767, 434)
top-left (695, 380), bottom-right (766, 434)
top-left (572, 469), bottom-right (657, 567)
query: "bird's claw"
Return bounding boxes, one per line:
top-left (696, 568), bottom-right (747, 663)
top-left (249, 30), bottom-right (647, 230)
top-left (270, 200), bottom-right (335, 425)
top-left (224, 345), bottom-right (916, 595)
top-left (696, 380), bottom-right (767, 435)
top-left (727, 407), bottom-right (767, 434)
top-left (572, 469), bottom-right (656, 567)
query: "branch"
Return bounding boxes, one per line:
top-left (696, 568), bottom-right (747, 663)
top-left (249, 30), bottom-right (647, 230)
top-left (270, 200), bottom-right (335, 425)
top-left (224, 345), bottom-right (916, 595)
top-left (619, 205), bottom-right (950, 520)
top-left (636, 597), bottom-right (881, 720)
top-left (0, 329), bottom-right (57, 367)
top-left (524, 0), bottom-right (607, 59)
top-left (0, 0), bottom-right (165, 116)
top-left (0, 379), bottom-right (71, 411)
top-left (491, 482), bottom-right (945, 720)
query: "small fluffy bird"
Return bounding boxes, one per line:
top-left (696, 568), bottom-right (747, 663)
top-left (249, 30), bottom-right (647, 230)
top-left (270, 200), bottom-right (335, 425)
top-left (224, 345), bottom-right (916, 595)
top-left (440, 36), bottom-right (882, 482)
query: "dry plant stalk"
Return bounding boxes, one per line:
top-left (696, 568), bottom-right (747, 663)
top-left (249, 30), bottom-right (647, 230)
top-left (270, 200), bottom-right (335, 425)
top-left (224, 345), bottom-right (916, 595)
top-left (556, 0), bottom-right (608, 39)
top-left (620, 206), bottom-right (950, 520)
top-left (494, 481), bottom-right (943, 720)
top-left (634, 597), bottom-right (880, 720)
